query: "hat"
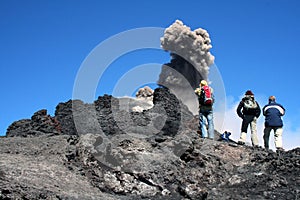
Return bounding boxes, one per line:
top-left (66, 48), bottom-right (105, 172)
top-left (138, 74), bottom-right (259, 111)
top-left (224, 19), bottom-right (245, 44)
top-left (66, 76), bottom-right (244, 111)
top-left (200, 80), bottom-right (208, 86)
top-left (245, 90), bottom-right (254, 96)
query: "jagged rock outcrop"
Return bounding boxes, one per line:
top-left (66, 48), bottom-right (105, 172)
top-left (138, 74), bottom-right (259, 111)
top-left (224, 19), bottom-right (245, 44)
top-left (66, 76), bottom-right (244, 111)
top-left (1, 88), bottom-right (300, 199)
top-left (6, 109), bottom-right (61, 137)
top-left (7, 88), bottom-right (193, 138)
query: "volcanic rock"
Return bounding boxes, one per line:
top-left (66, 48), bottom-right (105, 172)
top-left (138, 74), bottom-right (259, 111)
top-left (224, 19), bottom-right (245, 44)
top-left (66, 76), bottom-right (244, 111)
top-left (1, 88), bottom-right (300, 199)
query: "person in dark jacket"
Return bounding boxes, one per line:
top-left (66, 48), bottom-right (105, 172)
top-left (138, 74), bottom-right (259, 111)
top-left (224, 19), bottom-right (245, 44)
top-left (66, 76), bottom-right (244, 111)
top-left (236, 90), bottom-right (261, 146)
top-left (262, 96), bottom-right (285, 151)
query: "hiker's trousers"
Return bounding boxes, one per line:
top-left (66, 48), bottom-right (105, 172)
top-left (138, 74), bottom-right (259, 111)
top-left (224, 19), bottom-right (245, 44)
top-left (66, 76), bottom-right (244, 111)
top-left (199, 109), bottom-right (214, 139)
top-left (239, 115), bottom-right (259, 146)
top-left (263, 126), bottom-right (283, 149)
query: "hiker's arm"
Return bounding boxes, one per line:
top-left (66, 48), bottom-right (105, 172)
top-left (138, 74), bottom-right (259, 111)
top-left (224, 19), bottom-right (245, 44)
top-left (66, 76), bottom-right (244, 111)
top-left (236, 101), bottom-right (244, 118)
top-left (279, 104), bottom-right (285, 116)
top-left (194, 88), bottom-right (201, 96)
top-left (262, 106), bottom-right (267, 116)
top-left (256, 102), bottom-right (261, 117)
top-left (211, 91), bottom-right (215, 104)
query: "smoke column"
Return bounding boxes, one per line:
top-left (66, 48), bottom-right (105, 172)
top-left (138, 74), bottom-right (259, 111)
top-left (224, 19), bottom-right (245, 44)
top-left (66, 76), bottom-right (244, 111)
top-left (158, 20), bottom-right (215, 114)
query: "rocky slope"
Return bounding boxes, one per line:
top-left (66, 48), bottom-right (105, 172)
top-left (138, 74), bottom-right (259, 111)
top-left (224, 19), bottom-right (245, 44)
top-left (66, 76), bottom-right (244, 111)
top-left (1, 88), bottom-right (299, 199)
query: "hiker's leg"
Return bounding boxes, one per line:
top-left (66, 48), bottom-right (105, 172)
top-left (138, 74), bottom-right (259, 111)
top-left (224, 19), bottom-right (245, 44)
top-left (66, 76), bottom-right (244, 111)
top-left (199, 112), bottom-right (208, 138)
top-left (250, 117), bottom-right (259, 146)
top-left (263, 127), bottom-right (272, 149)
top-left (274, 127), bottom-right (283, 149)
top-left (239, 116), bottom-right (250, 143)
top-left (207, 110), bottom-right (214, 139)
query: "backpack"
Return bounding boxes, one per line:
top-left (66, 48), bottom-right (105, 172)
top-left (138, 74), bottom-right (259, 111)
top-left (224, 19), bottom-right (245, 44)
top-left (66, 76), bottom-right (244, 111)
top-left (243, 96), bottom-right (257, 110)
top-left (200, 86), bottom-right (213, 105)
top-left (220, 131), bottom-right (231, 142)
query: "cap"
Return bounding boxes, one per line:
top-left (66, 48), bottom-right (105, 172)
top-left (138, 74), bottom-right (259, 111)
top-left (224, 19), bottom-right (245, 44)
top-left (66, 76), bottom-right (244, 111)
top-left (245, 90), bottom-right (254, 96)
top-left (200, 80), bottom-right (208, 86)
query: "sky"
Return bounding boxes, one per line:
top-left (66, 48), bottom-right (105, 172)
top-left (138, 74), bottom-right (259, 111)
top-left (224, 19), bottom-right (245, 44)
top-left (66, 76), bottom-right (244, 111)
top-left (0, 0), bottom-right (299, 150)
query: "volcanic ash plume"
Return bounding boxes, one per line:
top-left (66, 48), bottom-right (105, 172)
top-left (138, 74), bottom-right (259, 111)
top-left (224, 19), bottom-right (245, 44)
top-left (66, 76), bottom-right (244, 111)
top-left (159, 20), bottom-right (214, 88)
top-left (131, 86), bottom-right (154, 112)
top-left (158, 20), bottom-right (215, 113)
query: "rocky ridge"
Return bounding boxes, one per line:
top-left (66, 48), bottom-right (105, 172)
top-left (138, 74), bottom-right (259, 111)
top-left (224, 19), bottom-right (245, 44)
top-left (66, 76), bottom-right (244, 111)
top-left (1, 88), bottom-right (299, 199)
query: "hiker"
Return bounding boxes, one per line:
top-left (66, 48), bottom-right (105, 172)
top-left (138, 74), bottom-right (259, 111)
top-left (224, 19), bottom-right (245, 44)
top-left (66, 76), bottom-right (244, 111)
top-left (194, 80), bottom-right (214, 139)
top-left (236, 90), bottom-right (261, 146)
top-left (262, 96), bottom-right (285, 151)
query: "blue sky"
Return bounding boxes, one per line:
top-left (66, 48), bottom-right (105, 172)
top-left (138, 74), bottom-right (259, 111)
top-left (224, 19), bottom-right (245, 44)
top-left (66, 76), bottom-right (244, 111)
top-left (0, 0), bottom-right (299, 149)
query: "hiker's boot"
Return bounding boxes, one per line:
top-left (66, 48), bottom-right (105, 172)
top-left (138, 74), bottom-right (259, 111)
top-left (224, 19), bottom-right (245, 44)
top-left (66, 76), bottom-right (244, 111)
top-left (276, 147), bottom-right (284, 153)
